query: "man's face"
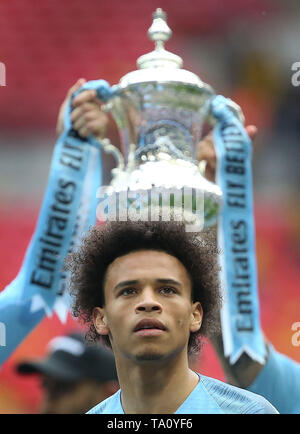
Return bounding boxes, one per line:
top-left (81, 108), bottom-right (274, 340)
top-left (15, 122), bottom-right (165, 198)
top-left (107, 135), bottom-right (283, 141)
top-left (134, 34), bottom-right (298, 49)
top-left (93, 250), bottom-right (203, 363)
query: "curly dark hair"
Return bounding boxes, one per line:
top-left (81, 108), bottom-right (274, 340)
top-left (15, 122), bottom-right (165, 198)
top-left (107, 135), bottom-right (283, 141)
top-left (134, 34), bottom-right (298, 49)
top-left (66, 220), bottom-right (222, 355)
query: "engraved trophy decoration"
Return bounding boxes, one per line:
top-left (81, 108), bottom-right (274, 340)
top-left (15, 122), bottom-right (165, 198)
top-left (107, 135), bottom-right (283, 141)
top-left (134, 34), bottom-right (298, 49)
top-left (97, 8), bottom-right (243, 229)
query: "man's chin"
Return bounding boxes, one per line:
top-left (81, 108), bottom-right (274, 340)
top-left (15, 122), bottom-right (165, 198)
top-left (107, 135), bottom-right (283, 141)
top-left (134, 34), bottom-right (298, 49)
top-left (133, 344), bottom-right (178, 363)
top-left (121, 339), bottom-right (186, 363)
top-left (134, 351), bottom-right (166, 362)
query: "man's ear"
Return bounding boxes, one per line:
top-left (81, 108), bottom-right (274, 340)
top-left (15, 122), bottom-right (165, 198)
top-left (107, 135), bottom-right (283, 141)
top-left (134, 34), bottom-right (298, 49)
top-left (93, 307), bottom-right (109, 336)
top-left (190, 302), bottom-right (203, 333)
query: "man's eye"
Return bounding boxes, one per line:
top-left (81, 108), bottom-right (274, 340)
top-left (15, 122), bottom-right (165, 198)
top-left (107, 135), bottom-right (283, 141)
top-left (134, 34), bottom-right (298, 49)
top-left (160, 287), bottom-right (176, 295)
top-left (120, 288), bottom-right (136, 296)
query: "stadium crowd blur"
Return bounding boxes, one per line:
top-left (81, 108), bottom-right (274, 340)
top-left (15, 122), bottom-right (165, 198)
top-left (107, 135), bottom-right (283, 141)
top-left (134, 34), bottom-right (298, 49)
top-left (0, 0), bottom-right (299, 413)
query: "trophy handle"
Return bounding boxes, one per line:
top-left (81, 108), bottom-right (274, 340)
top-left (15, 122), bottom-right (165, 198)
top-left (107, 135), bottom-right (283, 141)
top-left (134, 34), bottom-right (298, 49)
top-left (224, 98), bottom-right (245, 124)
top-left (207, 97), bottom-right (245, 125)
top-left (99, 138), bottom-right (125, 173)
top-left (94, 83), bottom-right (126, 174)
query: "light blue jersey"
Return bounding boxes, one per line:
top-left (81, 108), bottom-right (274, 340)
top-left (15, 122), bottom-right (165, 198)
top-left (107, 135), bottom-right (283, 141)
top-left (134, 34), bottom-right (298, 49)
top-left (247, 344), bottom-right (300, 414)
top-left (87, 373), bottom-right (278, 414)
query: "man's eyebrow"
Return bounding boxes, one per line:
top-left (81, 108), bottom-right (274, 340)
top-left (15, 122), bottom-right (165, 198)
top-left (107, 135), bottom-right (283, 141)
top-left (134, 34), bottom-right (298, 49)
top-left (114, 280), bottom-right (139, 291)
top-left (114, 278), bottom-right (182, 291)
top-left (156, 279), bottom-right (182, 287)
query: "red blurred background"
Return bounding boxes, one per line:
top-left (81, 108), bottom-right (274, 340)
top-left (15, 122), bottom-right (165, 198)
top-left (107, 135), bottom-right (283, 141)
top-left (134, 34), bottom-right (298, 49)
top-left (0, 0), bottom-right (299, 413)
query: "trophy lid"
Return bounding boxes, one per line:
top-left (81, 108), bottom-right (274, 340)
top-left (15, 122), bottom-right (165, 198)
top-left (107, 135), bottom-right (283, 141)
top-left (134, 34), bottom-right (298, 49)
top-left (137, 8), bottom-right (183, 70)
top-left (118, 8), bottom-right (214, 92)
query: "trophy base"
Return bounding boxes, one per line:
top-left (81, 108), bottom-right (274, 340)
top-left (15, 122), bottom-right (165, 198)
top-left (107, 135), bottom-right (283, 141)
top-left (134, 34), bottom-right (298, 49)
top-left (97, 158), bottom-right (222, 231)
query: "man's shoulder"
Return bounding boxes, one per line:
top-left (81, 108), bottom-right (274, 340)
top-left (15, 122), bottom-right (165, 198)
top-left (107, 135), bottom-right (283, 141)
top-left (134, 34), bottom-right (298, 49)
top-left (198, 374), bottom-right (278, 414)
top-left (247, 344), bottom-right (300, 413)
top-left (86, 376), bottom-right (279, 415)
top-left (86, 390), bottom-right (122, 414)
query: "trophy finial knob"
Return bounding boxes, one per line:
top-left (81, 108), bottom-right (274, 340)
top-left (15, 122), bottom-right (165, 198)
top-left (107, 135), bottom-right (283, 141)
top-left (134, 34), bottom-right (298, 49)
top-left (137, 8), bottom-right (182, 70)
top-left (153, 8), bottom-right (166, 20)
top-left (148, 8), bottom-right (172, 49)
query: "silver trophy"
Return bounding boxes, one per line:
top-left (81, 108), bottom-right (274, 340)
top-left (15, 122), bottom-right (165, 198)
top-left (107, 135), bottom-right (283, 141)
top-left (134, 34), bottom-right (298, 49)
top-left (98, 8), bottom-right (243, 229)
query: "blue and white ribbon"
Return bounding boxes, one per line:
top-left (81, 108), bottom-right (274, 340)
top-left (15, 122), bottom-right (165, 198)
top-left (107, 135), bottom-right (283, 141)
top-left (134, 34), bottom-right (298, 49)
top-left (211, 95), bottom-right (266, 365)
top-left (0, 79), bottom-right (114, 367)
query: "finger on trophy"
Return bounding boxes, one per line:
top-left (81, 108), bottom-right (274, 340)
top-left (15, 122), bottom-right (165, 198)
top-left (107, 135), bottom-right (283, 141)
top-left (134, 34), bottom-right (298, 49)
top-left (56, 78), bottom-right (86, 137)
top-left (196, 131), bottom-right (216, 182)
top-left (70, 102), bottom-right (99, 123)
top-left (72, 107), bottom-right (108, 139)
top-left (72, 89), bottom-right (98, 107)
top-left (86, 117), bottom-right (108, 139)
top-left (67, 78), bottom-right (86, 99)
top-left (77, 125), bottom-right (89, 138)
top-left (72, 114), bottom-right (86, 131)
top-left (245, 125), bottom-right (258, 141)
top-left (196, 131), bottom-right (215, 162)
top-left (204, 164), bottom-right (217, 183)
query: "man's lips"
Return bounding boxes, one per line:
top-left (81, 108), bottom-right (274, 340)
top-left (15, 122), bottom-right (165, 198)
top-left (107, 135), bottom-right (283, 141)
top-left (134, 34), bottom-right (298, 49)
top-left (133, 318), bottom-right (166, 334)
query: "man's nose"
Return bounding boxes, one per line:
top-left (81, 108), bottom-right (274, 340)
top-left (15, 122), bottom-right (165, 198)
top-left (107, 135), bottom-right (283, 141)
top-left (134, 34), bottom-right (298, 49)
top-left (135, 287), bottom-right (163, 313)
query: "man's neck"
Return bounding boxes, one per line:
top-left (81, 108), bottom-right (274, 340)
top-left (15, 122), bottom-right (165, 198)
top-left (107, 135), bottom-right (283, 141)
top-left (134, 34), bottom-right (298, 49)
top-left (115, 351), bottom-right (199, 414)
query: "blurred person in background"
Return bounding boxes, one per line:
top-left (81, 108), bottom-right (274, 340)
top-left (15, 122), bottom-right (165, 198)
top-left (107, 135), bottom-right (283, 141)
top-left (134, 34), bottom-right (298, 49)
top-left (16, 331), bottom-right (119, 414)
top-left (55, 79), bottom-right (300, 414)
